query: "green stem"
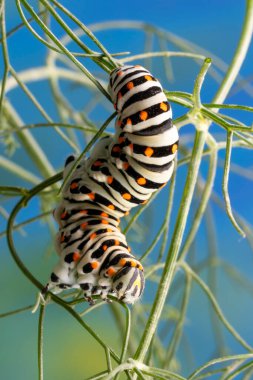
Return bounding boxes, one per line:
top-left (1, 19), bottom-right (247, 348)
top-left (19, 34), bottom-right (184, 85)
top-left (179, 144), bottom-right (218, 260)
top-left (222, 131), bottom-right (245, 237)
top-left (213, 0), bottom-right (253, 104)
top-left (19, 0), bottom-right (111, 101)
top-left (0, 304), bottom-right (33, 318)
top-left (188, 354), bottom-right (253, 380)
top-left (38, 302), bottom-right (46, 380)
top-left (3, 102), bottom-right (55, 178)
top-left (48, 0), bottom-right (117, 69)
top-left (193, 58), bottom-right (211, 109)
top-left (134, 129), bottom-right (207, 362)
top-left (58, 111), bottom-right (117, 194)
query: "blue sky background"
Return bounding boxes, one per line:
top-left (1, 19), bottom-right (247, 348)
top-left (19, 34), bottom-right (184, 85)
top-left (1, 1), bottom-right (253, 379)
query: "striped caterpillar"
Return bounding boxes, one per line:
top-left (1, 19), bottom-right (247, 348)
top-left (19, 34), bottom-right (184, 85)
top-left (44, 65), bottom-right (179, 304)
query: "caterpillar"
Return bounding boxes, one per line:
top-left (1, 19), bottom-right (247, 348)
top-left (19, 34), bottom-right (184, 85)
top-left (44, 64), bottom-right (179, 305)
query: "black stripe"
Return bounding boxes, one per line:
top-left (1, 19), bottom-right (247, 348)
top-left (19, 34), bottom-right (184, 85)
top-left (121, 101), bottom-right (170, 126)
top-left (109, 253), bottom-right (132, 267)
top-left (121, 86), bottom-right (162, 112)
top-left (122, 165), bottom-right (162, 190)
top-left (125, 268), bottom-right (139, 292)
top-left (133, 141), bottom-right (178, 158)
top-left (64, 155), bottom-right (75, 167)
top-left (133, 158), bottom-right (174, 173)
top-left (132, 118), bottom-right (173, 137)
top-left (99, 250), bottom-right (118, 274)
top-left (111, 66), bottom-right (137, 87)
top-left (117, 75), bottom-right (156, 98)
top-left (113, 266), bottom-right (132, 283)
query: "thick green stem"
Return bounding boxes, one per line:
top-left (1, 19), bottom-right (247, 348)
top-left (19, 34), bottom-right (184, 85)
top-left (134, 129), bottom-right (207, 362)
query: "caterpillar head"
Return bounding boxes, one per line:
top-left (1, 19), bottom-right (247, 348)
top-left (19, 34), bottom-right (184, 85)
top-left (112, 266), bottom-right (145, 304)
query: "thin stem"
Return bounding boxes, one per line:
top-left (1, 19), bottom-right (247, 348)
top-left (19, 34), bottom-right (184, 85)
top-left (222, 131), bottom-right (245, 237)
top-left (48, 0), bottom-right (117, 69)
top-left (180, 262), bottom-right (253, 352)
top-left (0, 156), bottom-right (41, 183)
top-left (3, 102), bottom-right (55, 178)
top-left (163, 272), bottom-right (192, 365)
top-left (9, 66), bottom-right (80, 152)
top-left (19, 0), bottom-right (111, 100)
top-left (0, 0), bottom-right (9, 117)
top-left (188, 354), bottom-right (253, 380)
top-left (193, 58), bottom-right (212, 109)
top-left (0, 210), bottom-right (53, 239)
top-left (0, 304), bottom-right (33, 318)
top-left (213, 0), bottom-right (253, 104)
top-left (58, 111), bottom-right (117, 194)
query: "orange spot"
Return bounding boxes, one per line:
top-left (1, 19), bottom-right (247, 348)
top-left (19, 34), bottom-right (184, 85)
top-left (118, 92), bottom-right (122, 99)
top-left (117, 119), bottom-right (122, 127)
top-left (114, 240), bottom-right (120, 246)
top-left (127, 81), bottom-right (134, 90)
top-left (91, 261), bottom-right (99, 269)
top-left (90, 232), bottom-right (97, 240)
top-left (102, 245), bottom-right (108, 251)
top-left (145, 75), bottom-right (152, 81)
top-left (112, 146), bottom-right (121, 153)
top-left (142, 200), bottom-right (148, 205)
top-left (144, 147), bottom-right (154, 157)
top-left (88, 193), bottom-right (95, 200)
top-left (140, 111), bottom-right (148, 121)
top-left (123, 162), bottom-right (129, 170)
top-left (60, 234), bottom-right (65, 242)
top-left (119, 258), bottom-right (127, 266)
top-left (135, 65), bottom-right (141, 68)
top-left (93, 160), bottom-right (103, 167)
top-left (73, 252), bottom-right (81, 262)
top-left (60, 211), bottom-right (67, 219)
top-left (129, 143), bottom-right (133, 151)
top-left (126, 118), bottom-right (132, 125)
top-left (137, 177), bottom-right (147, 185)
top-left (101, 219), bottom-right (109, 225)
top-left (130, 260), bottom-right (137, 267)
top-left (70, 182), bottom-right (78, 190)
top-left (128, 247), bottom-right (131, 252)
top-left (125, 211), bottom-right (129, 216)
top-left (172, 144), bottom-right (178, 153)
top-left (108, 204), bottom-right (115, 210)
top-left (117, 71), bottom-right (123, 76)
top-left (123, 193), bottom-right (132, 200)
top-left (80, 222), bottom-right (88, 230)
top-left (160, 102), bottom-right (168, 111)
top-left (138, 264), bottom-right (144, 271)
top-left (107, 176), bottom-right (113, 185)
top-left (80, 210), bottom-right (88, 215)
top-left (117, 219), bottom-right (121, 224)
top-left (107, 268), bottom-right (116, 277)
top-left (107, 228), bottom-right (113, 233)
top-left (118, 136), bottom-right (125, 144)
top-left (101, 212), bottom-right (108, 218)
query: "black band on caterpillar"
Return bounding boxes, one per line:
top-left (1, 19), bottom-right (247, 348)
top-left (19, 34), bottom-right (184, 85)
top-left (45, 65), bottom-right (179, 304)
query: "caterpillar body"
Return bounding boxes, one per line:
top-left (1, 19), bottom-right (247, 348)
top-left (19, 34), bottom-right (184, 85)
top-left (45, 65), bottom-right (179, 304)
